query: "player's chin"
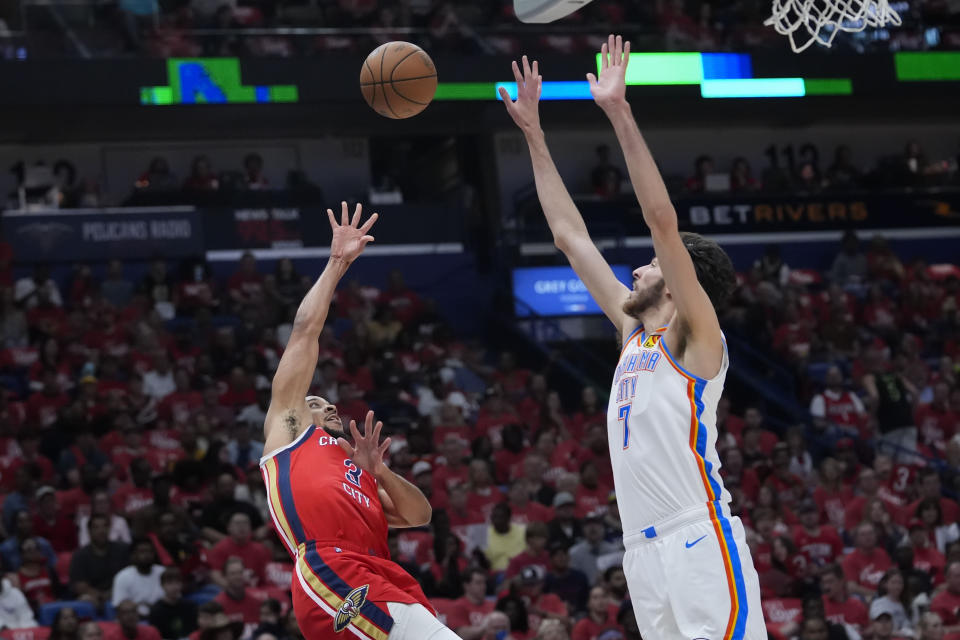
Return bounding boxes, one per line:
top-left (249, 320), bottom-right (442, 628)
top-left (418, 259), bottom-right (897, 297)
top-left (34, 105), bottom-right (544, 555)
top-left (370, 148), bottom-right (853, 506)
top-left (322, 421), bottom-right (347, 440)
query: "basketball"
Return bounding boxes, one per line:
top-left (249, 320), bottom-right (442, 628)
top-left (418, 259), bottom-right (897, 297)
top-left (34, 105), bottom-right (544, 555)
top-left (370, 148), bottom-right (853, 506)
top-left (359, 42), bottom-right (438, 119)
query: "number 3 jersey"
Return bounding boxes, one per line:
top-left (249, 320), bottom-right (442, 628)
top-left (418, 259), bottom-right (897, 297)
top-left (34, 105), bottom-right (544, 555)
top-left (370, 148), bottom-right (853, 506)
top-left (607, 326), bottom-right (732, 532)
top-left (260, 424), bottom-right (433, 626)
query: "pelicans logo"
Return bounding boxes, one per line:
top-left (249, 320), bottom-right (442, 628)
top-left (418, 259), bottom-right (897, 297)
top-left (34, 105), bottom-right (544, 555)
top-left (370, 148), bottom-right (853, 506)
top-left (333, 584), bottom-right (369, 633)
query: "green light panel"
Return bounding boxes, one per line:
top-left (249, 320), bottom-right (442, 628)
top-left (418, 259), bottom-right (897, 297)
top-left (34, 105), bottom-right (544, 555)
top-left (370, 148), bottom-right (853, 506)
top-left (141, 58), bottom-right (298, 105)
top-left (895, 52), bottom-right (960, 81)
top-left (803, 78), bottom-right (854, 95)
top-left (597, 52), bottom-right (704, 85)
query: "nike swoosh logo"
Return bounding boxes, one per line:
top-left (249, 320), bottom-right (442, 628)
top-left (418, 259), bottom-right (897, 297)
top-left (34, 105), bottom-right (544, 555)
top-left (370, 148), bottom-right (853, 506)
top-left (685, 535), bottom-right (708, 548)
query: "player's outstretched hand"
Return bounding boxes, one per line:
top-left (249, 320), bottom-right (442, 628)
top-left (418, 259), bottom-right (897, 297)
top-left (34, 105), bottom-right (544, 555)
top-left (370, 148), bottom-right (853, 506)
top-left (328, 201), bottom-right (378, 265)
top-left (500, 55), bottom-right (543, 135)
top-left (587, 34), bottom-right (630, 112)
top-left (338, 410), bottom-right (391, 477)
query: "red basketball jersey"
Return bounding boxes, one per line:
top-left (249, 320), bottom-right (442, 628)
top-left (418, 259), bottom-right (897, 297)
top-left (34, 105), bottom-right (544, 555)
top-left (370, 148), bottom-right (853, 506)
top-left (260, 425), bottom-right (389, 560)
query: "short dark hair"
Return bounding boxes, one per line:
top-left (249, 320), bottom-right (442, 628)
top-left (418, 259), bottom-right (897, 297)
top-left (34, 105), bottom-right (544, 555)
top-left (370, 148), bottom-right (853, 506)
top-left (602, 566), bottom-right (624, 582)
top-left (199, 601), bottom-right (224, 615)
top-left (261, 598), bottom-right (282, 616)
top-left (161, 568), bottom-right (183, 585)
top-left (462, 567), bottom-right (487, 584)
top-left (88, 513), bottom-right (110, 530)
top-left (680, 232), bottom-right (736, 310)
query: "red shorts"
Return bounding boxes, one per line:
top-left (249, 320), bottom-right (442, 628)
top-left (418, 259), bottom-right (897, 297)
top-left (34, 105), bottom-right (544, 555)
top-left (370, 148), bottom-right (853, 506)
top-left (292, 540), bottom-right (434, 640)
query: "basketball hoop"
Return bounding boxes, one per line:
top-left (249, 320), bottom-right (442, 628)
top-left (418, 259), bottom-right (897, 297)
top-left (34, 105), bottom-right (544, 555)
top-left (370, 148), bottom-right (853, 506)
top-left (765, 0), bottom-right (902, 52)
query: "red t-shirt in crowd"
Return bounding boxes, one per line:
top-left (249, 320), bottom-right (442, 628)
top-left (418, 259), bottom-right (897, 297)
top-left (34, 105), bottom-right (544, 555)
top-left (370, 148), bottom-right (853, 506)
top-left (842, 547), bottom-right (893, 590)
top-left (526, 593), bottom-right (568, 636)
top-left (16, 567), bottom-right (56, 607)
top-left (25, 391), bottom-right (70, 429)
top-left (931, 588), bottom-right (960, 626)
top-left (493, 449), bottom-right (525, 482)
top-left (508, 501), bottom-right (553, 526)
top-left (111, 484), bottom-right (155, 515)
top-left (215, 589), bottom-right (268, 625)
top-left (33, 512), bottom-right (77, 552)
top-left (913, 546), bottom-right (946, 584)
top-left (571, 605), bottom-right (622, 640)
top-left (791, 525), bottom-right (843, 568)
top-left (813, 484), bottom-right (853, 531)
top-left (106, 625), bottom-right (162, 640)
top-left (823, 595), bottom-right (869, 632)
top-left (433, 464), bottom-right (469, 493)
top-left (446, 596), bottom-right (495, 630)
top-left (575, 486), bottom-right (610, 518)
top-left (207, 538), bottom-right (271, 587)
top-left (467, 487), bottom-right (504, 521)
top-left (505, 550), bottom-right (549, 580)
top-left (909, 497), bottom-right (960, 525)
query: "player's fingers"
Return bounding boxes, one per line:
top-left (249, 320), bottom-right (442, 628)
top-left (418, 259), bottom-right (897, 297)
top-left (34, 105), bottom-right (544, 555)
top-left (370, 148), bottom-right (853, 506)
top-left (498, 86), bottom-right (513, 105)
top-left (359, 212), bottom-right (379, 233)
top-left (522, 55), bottom-right (532, 82)
top-left (532, 60), bottom-right (539, 81)
top-left (372, 420), bottom-right (383, 444)
top-left (586, 72), bottom-right (598, 87)
top-left (624, 40), bottom-right (631, 68)
top-left (340, 201), bottom-right (349, 226)
top-left (378, 437), bottom-right (392, 457)
top-left (600, 42), bottom-right (609, 69)
top-left (364, 410), bottom-right (375, 436)
top-left (351, 202), bottom-right (362, 227)
top-left (360, 235), bottom-right (374, 248)
top-left (337, 438), bottom-right (352, 456)
top-left (349, 419), bottom-right (362, 442)
top-left (608, 34), bottom-right (616, 63)
top-left (327, 209), bottom-right (337, 228)
top-left (536, 75), bottom-right (542, 99)
top-left (614, 34), bottom-right (622, 64)
top-left (511, 60), bottom-right (523, 86)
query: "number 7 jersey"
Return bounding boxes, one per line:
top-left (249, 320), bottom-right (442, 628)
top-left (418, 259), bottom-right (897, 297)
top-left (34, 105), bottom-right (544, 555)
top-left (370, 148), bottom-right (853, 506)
top-left (607, 326), bottom-right (732, 532)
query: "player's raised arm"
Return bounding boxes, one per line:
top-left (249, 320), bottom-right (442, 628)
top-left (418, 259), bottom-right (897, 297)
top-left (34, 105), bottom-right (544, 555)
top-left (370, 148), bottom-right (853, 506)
top-left (263, 202), bottom-right (378, 454)
top-left (501, 56), bottom-right (633, 335)
top-left (590, 35), bottom-right (731, 378)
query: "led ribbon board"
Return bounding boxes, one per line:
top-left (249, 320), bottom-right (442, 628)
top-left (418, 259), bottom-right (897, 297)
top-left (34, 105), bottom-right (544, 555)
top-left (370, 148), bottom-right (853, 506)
top-left (436, 52), bottom-right (854, 101)
top-left (141, 58), bottom-right (298, 105)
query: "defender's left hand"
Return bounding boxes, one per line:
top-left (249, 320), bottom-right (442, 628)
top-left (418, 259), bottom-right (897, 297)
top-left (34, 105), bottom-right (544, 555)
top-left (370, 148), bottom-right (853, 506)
top-left (587, 34), bottom-right (630, 111)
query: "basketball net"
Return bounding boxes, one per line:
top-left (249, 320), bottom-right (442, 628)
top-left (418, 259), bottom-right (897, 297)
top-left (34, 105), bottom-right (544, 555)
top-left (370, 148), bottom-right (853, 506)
top-left (765, 0), bottom-right (902, 52)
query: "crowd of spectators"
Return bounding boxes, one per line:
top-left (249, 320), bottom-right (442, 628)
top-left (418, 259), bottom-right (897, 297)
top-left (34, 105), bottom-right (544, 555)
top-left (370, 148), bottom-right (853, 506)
top-left (0, 217), bottom-right (959, 640)
top-left (5, 0), bottom-right (960, 58)
top-left (588, 140), bottom-right (960, 201)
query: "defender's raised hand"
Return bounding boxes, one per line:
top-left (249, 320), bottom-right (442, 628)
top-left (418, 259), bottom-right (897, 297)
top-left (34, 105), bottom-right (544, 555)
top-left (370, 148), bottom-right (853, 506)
top-left (587, 34), bottom-right (631, 112)
top-left (328, 201), bottom-right (378, 265)
top-left (499, 55), bottom-right (543, 134)
top-left (338, 410), bottom-right (391, 476)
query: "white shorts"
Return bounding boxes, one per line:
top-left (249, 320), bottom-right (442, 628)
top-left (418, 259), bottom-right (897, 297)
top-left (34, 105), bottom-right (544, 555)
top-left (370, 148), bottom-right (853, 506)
top-left (622, 504), bottom-right (766, 640)
top-left (386, 603), bottom-right (461, 640)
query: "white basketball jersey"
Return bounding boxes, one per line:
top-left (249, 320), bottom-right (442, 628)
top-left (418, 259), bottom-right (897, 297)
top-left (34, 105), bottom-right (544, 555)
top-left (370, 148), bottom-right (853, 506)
top-left (606, 325), bottom-right (731, 534)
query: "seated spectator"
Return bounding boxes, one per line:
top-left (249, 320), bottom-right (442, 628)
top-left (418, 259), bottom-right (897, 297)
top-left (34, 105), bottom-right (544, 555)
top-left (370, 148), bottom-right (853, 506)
top-left (149, 568), bottom-right (199, 640)
top-left (842, 522), bottom-right (894, 600)
top-left (543, 542), bottom-right (589, 616)
top-left (31, 485), bottom-right (76, 552)
top-left (929, 561), bottom-right (960, 635)
top-left (16, 535), bottom-right (61, 609)
top-left (810, 366), bottom-right (867, 439)
top-left (209, 512), bottom-right (270, 588)
top-left (468, 460), bottom-right (505, 520)
top-left (826, 145), bottom-right (861, 190)
top-left (111, 538), bottom-right (165, 616)
top-left (214, 557), bottom-right (267, 625)
top-left (49, 607), bottom-right (80, 640)
top-left (536, 618), bottom-right (570, 640)
top-left (481, 610), bottom-right (515, 640)
top-left (78, 622), bottom-right (103, 640)
top-left (830, 230), bottom-right (868, 287)
top-left (870, 569), bottom-right (915, 638)
top-left (135, 157), bottom-right (178, 192)
top-left (188, 602), bottom-right (226, 640)
top-left (183, 155), bottom-right (218, 191)
top-left (70, 513), bottom-right (131, 609)
top-left (730, 157), bottom-right (759, 192)
top-left (571, 585), bottom-right (621, 640)
top-left (514, 565), bottom-right (569, 633)
top-left (78, 489), bottom-right (132, 547)
top-left (685, 155), bottom-right (714, 193)
top-left (505, 477), bottom-right (551, 526)
top-left (14, 264), bottom-right (63, 309)
top-left (821, 564), bottom-right (869, 635)
top-left (0, 508), bottom-right (56, 571)
top-left (242, 153), bottom-right (268, 190)
top-left (227, 252), bottom-right (264, 311)
top-left (0, 575), bottom-right (37, 630)
top-left (568, 515), bottom-right (623, 588)
top-left (115, 599), bottom-right (163, 640)
top-left (793, 501), bottom-right (843, 570)
top-left (447, 568), bottom-right (495, 640)
top-left (916, 612), bottom-right (944, 640)
top-left (915, 497), bottom-right (960, 555)
top-left (249, 599), bottom-right (285, 640)
top-left (505, 522), bottom-right (550, 582)
top-left (548, 493), bottom-right (583, 548)
top-left (590, 145), bottom-right (624, 199)
top-left (199, 473), bottom-right (264, 541)
top-left (485, 503), bottom-right (526, 572)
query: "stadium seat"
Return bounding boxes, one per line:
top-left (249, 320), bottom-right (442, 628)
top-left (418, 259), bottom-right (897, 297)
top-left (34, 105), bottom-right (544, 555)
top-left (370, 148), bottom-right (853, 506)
top-left (98, 601), bottom-right (116, 621)
top-left (38, 601), bottom-right (97, 626)
top-left (185, 584), bottom-right (222, 606)
top-left (0, 627), bottom-right (52, 640)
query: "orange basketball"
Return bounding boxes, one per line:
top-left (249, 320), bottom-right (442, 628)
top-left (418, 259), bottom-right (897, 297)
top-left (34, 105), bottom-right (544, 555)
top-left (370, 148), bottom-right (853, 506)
top-left (360, 42), bottom-right (438, 119)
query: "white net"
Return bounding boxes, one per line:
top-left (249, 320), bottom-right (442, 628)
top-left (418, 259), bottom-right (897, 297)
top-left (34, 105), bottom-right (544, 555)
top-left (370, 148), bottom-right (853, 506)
top-left (765, 0), bottom-right (902, 52)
